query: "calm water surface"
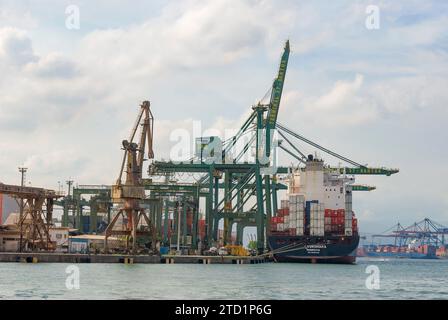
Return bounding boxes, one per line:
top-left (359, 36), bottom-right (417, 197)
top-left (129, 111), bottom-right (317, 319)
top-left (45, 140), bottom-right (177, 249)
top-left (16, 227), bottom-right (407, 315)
top-left (0, 258), bottom-right (447, 299)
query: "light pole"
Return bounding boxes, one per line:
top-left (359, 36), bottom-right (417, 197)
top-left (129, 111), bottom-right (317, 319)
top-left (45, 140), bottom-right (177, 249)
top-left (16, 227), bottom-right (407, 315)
top-left (18, 167), bottom-right (28, 217)
top-left (18, 167), bottom-right (27, 252)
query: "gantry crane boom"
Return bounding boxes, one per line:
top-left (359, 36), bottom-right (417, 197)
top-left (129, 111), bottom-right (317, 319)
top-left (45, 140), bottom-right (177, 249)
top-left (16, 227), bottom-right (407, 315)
top-left (265, 40), bottom-right (290, 157)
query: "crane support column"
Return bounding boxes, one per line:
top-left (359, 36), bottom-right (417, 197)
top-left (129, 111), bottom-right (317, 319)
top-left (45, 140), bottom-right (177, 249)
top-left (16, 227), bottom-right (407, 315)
top-left (264, 175), bottom-right (272, 236)
top-left (255, 165), bottom-right (265, 254)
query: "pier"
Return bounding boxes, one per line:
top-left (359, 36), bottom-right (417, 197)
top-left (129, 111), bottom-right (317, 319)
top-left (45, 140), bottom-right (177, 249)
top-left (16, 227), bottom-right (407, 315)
top-left (0, 252), bottom-right (271, 264)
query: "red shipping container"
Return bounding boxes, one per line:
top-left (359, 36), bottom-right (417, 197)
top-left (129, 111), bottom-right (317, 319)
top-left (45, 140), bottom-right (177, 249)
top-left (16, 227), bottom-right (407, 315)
top-left (278, 208), bottom-right (290, 217)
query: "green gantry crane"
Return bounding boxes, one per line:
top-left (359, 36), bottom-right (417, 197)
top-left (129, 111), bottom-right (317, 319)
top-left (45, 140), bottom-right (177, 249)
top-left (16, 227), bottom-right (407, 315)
top-left (55, 41), bottom-right (398, 255)
top-left (150, 40), bottom-right (398, 253)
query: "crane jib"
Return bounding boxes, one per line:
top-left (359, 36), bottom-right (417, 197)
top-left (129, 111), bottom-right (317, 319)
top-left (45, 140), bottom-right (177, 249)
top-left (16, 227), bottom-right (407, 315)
top-left (263, 41), bottom-right (290, 159)
top-left (267, 46), bottom-right (289, 128)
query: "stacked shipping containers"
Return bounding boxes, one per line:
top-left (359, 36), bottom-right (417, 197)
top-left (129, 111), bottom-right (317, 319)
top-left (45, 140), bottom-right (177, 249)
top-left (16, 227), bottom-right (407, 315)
top-left (310, 203), bottom-right (325, 236)
top-left (272, 200), bottom-right (359, 236)
top-left (288, 194), bottom-right (305, 236)
top-left (344, 188), bottom-right (353, 236)
top-left (271, 158), bottom-right (360, 238)
top-left (272, 202), bottom-right (359, 236)
top-left (344, 210), bottom-right (353, 236)
top-left (324, 209), bottom-right (345, 235)
top-left (352, 216), bottom-right (358, 233)
top-left (271, 207), bottom-right (288, 233)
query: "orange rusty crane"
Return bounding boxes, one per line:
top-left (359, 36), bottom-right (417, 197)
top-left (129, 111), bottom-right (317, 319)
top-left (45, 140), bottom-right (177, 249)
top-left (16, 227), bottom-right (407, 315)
top-left (104, 101), bottom-right (155, 253)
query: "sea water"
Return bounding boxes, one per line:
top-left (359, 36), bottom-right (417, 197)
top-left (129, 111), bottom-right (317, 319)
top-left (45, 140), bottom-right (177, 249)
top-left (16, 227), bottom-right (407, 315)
top-left (0, 258), bottom-right (447, 299)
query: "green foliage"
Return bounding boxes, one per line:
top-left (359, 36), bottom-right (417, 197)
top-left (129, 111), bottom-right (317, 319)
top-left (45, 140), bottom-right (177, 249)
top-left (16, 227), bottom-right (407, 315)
top-left (248, 240), bottom-right (257, 250)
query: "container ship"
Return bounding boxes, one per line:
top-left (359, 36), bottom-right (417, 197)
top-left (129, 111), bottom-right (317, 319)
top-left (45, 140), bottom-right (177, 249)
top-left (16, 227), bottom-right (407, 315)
top-left (268, 155), bottom-right (360, 264)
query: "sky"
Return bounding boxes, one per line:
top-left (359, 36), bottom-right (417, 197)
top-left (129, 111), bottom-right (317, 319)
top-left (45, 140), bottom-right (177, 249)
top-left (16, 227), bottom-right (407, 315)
top-left (0, 0), bottom-right (447, 233)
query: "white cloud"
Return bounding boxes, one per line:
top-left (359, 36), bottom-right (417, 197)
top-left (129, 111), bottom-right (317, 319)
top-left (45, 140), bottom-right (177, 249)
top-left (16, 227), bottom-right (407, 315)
top-left (283, 74), bottom-right (379, 127)
top-left (24, 149), bottom-right (88, 176)
top-left (0, 8), bottom-right (38, 29)
top-left (77, 0), bottom-right (294, 78)
top-left (24, 52), bottom-right (78, 78)
top-left (314, 74), bottom-right (364, 110)
top-left (369, 75), bottom-right (448, 114)
top-left (387, 15), bottom-right (448, 47)
top-left (0, 27), bottom-right (37, 67)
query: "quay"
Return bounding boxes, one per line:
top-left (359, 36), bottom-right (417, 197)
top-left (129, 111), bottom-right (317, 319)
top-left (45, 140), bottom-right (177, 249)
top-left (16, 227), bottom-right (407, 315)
top-left (0, 252), bottom-right (271, 264)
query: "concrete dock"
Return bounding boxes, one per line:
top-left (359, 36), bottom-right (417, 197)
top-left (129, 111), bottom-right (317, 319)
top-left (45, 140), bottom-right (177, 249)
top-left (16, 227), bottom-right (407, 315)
top-left (161, 255), bottom-right (271, 264)
top-left (0, 252), bottom-right (272, 264)
top-left (0, 252), bottom-right (160, 264)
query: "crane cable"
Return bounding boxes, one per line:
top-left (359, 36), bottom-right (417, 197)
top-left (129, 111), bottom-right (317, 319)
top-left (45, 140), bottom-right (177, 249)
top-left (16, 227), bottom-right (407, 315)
top-left (277, 123), bottom-right (364, 168)
top-left (257, 240), bottom-right (307, 257)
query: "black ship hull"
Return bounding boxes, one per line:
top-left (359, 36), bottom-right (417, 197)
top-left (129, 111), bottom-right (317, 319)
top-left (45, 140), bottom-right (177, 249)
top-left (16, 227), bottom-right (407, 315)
top-left (268, 234), bottom-right (360, 264)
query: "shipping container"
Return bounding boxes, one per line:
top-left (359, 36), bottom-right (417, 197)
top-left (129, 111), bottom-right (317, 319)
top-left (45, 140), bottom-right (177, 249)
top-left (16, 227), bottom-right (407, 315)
top-left (281, 200), bottom-right (290, 209)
